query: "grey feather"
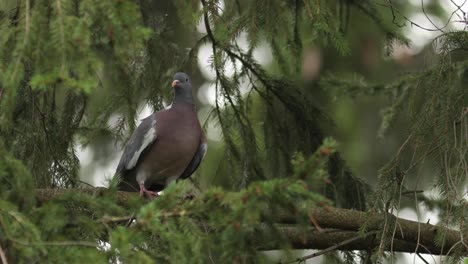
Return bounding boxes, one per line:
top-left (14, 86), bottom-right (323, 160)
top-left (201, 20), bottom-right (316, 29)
top-left (179, 139), bottom-right (208, 180)
top-left (115, 114), bottom-right (157, 174)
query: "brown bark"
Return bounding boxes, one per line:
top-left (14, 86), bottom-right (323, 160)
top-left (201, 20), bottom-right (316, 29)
top-left (278, 207), bottom-right (466, 255)
top-left (267, 228), bottom-right (465, 255)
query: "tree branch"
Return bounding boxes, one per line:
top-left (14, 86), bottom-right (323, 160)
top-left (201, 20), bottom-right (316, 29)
top-left (34, 188), bottom-right (468, 256)
top-left (271, 228), bottom-right (464, 255)
top-left (277, 207), bottom-right (467, 255)
top-left (282, 230), bottom-right (380, 263)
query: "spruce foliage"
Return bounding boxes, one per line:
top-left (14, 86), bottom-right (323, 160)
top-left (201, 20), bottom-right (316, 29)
top-left (0, 0), bottom-right (466, 263)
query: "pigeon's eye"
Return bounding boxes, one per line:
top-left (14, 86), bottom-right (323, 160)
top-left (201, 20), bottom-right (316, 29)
top-left (185, 78), bottom-right (188, 82)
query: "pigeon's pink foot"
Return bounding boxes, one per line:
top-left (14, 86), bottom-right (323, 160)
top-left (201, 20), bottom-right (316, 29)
top-left (139, 183), bottom-right (159, 199)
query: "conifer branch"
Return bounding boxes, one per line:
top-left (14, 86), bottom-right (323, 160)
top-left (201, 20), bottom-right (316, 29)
top-left (271, 228), bottom-right (458, 255)
top-left (277, 207), bottom-right (467, 255)
top-left (33, 188), bottom-right (468, 256)
top-left (282, 230), bottom-right (380, 263)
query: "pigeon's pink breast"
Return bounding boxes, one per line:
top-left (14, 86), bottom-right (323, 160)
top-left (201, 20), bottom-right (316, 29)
top-left (138, 102), bottom-right (202, 186)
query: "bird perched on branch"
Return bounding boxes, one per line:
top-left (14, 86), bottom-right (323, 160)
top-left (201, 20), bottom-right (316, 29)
top-left (114, 72), bottom-right (207, 197)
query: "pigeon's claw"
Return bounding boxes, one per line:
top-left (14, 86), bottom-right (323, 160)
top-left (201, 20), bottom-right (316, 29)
top-left (139, 183), bottom-right (159, 199)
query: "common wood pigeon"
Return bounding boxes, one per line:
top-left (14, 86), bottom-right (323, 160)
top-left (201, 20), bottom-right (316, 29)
top-left (115, 72), bottom-right (207, 197)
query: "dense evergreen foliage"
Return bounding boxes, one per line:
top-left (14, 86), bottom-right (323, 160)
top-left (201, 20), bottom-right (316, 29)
top-left (0, 0), bottom-right (466, 263)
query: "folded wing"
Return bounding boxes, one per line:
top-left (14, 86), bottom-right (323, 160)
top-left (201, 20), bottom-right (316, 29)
top-left (115, 114), bottom-right (157, 190)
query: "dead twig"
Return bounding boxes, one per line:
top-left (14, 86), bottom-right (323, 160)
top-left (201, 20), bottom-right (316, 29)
top-left (283, 231), bottom-right (379, 263)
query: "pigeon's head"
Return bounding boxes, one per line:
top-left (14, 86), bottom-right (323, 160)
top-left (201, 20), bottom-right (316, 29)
top-left (172, 72), bottom-right (192, 92)
top-left (171, 72), bottom-right (194, 104)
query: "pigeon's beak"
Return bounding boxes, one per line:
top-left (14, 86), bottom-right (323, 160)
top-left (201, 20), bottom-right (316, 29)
top-left (171, 80), bottom-right (180, 88)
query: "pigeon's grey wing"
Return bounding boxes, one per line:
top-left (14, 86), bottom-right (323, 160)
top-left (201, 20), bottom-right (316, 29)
top-left (115, 114), bottom-right (158, 175)
top-left (179, 136), bottom-right (208, 180)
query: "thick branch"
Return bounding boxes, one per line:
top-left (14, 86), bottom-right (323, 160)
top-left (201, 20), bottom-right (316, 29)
top-left (278, 207), bottom-right (466, 255)
top-left (34, 188), bottom-right (467, 255)
top-left (270, 228), bottom-right (463, 255)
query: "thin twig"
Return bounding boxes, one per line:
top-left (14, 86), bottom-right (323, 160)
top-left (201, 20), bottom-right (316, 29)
top-left (0, 243), bottom-right (8, 264)
top-left (421, 0), bottom-right (444, 33)
top-left (416, 253), bottom-right (429, 264)
top-left (13, 238), bottom-right (97, 248)
top-left (307, 213), bottom-right (323, 232)
top-left (377, 1), bottom-right (466, 32)
top-left (100, 215), bottom-right (134, 223)
top-left (401, 190), bottom-right (424, 195)
top-left (284, 231), bottom-right (379, 263)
